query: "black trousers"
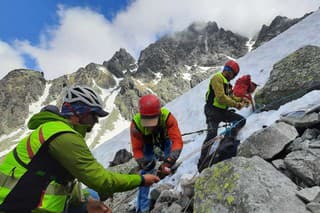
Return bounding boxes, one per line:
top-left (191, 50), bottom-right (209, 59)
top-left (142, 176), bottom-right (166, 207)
top-left (198, 104), bottom-right (246, 171)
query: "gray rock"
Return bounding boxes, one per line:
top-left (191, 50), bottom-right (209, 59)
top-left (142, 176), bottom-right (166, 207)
top-left (255, 45), bottom-right (320, 110)
top-left (284, 149), bottom-right (320, 186)
top-left (296, 186), bottom-right (320, 203)
top-left (107, 158), bottom-right (138, 174)
top-left (175, 195), bottom-right (192, 212)
top-left (157, 190), bottom-right (180, 203)
top-left (180, 175), bottom-right (196, 198)
top-left (287, 137), bottom-right (310, 152)
top-left (238, 122), bottom-right (298, 159)
top-left (150, 184), bottom-right (174, 202)
top-left (306, 202), bottom-right (320, 213)
top-left (272, 159), bottom-right (286, 170)
top-left (167, 203), bottom-right (183, 213)
top-left (309, 140), bottom-right (320, 149)
top-left (279, 112), bottom-right (320, 128)
top-left (194, 156), bottom-right (308, 213)
top-left (301, 128), bottom-right (320, 140)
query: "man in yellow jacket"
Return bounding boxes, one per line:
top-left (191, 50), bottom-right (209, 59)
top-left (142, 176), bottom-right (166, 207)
top-left (198, 60), bottom-right (249, 172)
top-left (0, 85), bottom-right (159, 213)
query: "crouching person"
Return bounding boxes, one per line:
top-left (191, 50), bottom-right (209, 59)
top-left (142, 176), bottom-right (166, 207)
top-left (130, 94), bottom-right (183, 213)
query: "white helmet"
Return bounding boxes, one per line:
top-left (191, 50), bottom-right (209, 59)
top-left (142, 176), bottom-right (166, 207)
top-left (63, 86), bottom-right (108, 117)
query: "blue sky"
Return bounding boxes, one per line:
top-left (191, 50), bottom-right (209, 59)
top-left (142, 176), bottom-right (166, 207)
top-left (0, 0), bottom-right (319, 80)
top-left (0, 0), bottom-right (129, 44)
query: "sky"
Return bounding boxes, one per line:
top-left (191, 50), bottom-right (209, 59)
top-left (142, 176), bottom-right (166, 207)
top-left (92, 8), bottom-right (320, 189)
top-left (0, 0), bottom-right (319, 80)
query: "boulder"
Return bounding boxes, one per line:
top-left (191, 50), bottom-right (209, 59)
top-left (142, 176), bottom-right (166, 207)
top-left (284, 149), bottom-right (320, 186)
top-left (109, 149), bottom-right (133, 167)
top-left (255, 45), bottom-right (320, 110)
top-left (194, 156), bottom-right (308, 213)
top-left (238, 122), bottom-right (298, 159)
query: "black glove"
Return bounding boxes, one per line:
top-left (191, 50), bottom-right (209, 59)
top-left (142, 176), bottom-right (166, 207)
top-left (137, 159), bottom-right (156, 171)
top-left (167, 150), bottom-right (181, 163)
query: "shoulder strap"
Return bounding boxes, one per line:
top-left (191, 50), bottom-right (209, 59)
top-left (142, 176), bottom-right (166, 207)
top-left (12, 131), bottom-right (75, 169)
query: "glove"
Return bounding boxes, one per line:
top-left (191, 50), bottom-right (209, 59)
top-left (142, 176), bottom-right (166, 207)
top-left (156, 157), bottom-right (175, 179)
top-left (140, 174), bottom-right (160, 186)
top-left (242, 97), bottom-right (251, 107)
top-left (137, 159), bottom-right (156, 171)
top-left (156, 162), bottom-right (172, 179)
top-left (235, 102), bottom-right (244, 110)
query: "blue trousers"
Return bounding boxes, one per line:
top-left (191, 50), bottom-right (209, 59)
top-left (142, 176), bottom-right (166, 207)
top-left (136, 139), bottom-right (172, 213)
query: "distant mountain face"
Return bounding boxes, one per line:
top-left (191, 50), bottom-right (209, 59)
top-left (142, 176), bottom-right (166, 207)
top-left (0, 14), bottom-right (307, 150)
top-left (136, 22), bottom-right (248, 77)
top-left (117, 21), bottom-right (248, 120)
top-left (0, 69), bottom-right (45, 133)
top-left (253, 13), bottom-right (311, 49)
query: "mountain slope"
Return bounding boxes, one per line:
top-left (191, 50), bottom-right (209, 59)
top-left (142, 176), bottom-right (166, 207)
top-left (92, 9), bottom-right (320, 211)
top-left (94, 8), bottom-right (320, 171)
top-left (0, 11), bottom-right (314, 155)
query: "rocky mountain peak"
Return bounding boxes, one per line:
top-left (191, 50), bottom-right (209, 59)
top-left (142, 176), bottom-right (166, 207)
top-left (135, 21), bottom-right (248, 79)
top-left (103, 48), bottom-right (136, 78)
top-left (253, 13), bottom-right (311, 48)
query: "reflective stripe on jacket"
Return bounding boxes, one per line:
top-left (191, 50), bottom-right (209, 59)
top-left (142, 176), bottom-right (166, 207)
top-left (0, 121), bottom-right (78, 213)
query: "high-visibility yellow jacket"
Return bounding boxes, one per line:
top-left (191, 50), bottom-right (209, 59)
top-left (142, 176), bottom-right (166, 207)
top-left (131, 108), bottom-right (183, 161)
top-left (0, 110), bottom-right (142, 212)
top-left (206, 72), bottom-right (240, 109)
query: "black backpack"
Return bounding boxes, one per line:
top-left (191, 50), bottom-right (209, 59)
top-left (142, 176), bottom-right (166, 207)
top-left (198, 136), bottom-right (240, 172)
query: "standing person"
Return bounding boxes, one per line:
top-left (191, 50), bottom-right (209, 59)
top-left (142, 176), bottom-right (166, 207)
top-left (0, 85), bottom-right (159, 213)
top-left (130, 94), bottom-right (183, 213)
top-left (197, 60), bottom-right (249, 172)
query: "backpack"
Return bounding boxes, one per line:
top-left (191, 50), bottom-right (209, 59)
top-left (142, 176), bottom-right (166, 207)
top-left (233, 74), bottom-right (258, 101)
top-left (198, 136), bottom-right (240, 172)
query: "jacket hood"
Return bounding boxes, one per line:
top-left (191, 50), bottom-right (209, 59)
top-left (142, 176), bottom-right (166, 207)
top-left (27, 111), bottom-right (88, 137)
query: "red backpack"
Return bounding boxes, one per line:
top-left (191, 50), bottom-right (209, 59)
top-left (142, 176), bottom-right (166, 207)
top-left (233, 75), bottom-right (258, 110)
top-left (233, 75), bottom-right (257, 100)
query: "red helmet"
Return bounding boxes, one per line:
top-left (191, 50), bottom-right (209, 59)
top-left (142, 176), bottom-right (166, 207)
top-left (224, 60), bottom-right (240, 75)
top-left (139, 94), bottom-right (161, 116)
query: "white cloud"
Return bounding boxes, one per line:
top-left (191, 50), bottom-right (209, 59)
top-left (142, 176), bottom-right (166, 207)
top-left (6, 0), bottom-right (320, 80)
top-left (0, 40), bottom-right (25, 79)
top-left (16, 6), bottom-right (127, 80)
